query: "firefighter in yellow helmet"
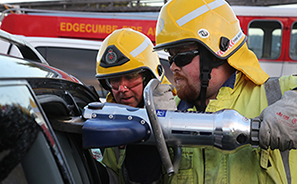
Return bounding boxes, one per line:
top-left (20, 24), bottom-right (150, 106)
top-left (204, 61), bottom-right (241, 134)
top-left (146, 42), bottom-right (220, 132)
top-left (96, 28), bottom-right (176, 183)
top-left (97, 28), bottom-right (175, 107)
top-left (154, 0), bottom-right (297, 183)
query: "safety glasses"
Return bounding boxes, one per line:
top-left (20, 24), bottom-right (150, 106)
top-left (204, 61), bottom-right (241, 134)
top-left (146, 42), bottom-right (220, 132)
top-left (168, 50), bottom-right (199, 67)
top-left (106, 71), bottom-right (144, 90)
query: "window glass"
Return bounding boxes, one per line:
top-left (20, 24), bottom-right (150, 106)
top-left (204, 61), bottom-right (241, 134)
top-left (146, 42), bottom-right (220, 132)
top-left (0, 39), bottom-right (11, 54)
top-left (271, 29), bottom-right (281, 59)
top-left (36, 47), bottom-right (108, 97)
top-left (248, 20), bottom-right (282, 59)
top-left (0, 39), bottom-right (23, 58)
top-left (290, 22), bottom-right (297, 60)
top-left (247, 28), bottom-right (264, 58)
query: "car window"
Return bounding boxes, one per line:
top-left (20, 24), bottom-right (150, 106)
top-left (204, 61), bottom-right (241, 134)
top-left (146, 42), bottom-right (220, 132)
top-left (0, 80), bottom-right (65, 184)
top-left (290, 22), bottom-right (297, 60)
top-left (0, 38), bottom-right (23, 58)
top-left (36, 46), bottom-right (108, 97)
top-left (247, 20), bottom-right (282, 59)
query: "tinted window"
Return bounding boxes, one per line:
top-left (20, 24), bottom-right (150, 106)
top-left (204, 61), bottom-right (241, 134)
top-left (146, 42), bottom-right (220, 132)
top-left (248, 20), bottom-right (282, 59)
top-left (0, 82), bottom-right (64, 184)
top-left (36, 47), bottom-right (108, 97)
top-left (290, 22), bottom-right (297, 60)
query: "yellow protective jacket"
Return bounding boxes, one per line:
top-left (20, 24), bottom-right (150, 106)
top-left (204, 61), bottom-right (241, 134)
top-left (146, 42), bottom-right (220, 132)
top-left (167, 72), bottom-right (297, 184)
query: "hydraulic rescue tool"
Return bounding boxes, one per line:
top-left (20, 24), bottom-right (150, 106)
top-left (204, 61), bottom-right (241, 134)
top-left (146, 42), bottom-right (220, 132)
top-left (82, 79), bottom-right (260, 175)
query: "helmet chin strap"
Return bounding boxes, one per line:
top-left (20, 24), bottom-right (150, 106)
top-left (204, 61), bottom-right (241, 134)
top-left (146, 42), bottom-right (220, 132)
top-left (198, 47), bottom-right (212, 112)
top-left (197, 46), bottom-right (222, 112)
top-left (197, 46), bottom-right (225, 112)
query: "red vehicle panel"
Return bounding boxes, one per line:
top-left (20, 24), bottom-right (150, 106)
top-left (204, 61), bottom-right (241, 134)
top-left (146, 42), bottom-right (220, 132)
top-left (1, 13), bottom-right (157, 41)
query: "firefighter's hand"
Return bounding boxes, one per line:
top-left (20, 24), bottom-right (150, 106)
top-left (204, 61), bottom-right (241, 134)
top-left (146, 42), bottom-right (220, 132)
top-left (259, 90), bottom-right (297, 151)
top-left (153, 84), bottom-right (177, 110)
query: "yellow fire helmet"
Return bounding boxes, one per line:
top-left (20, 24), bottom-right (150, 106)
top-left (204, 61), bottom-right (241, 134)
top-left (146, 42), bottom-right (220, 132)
top-left (96, 28), bottom-right (165, 90)
top-left (154, 0), bottom-right (269, 85)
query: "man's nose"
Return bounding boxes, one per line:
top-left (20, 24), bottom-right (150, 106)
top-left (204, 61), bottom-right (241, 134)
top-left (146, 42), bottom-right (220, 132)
top-left (118, 84), bottom-right (129, 91)
top-left (117, 78), bottom-right (129, 91)
top-left (170, 61), bottom-right (180, 72)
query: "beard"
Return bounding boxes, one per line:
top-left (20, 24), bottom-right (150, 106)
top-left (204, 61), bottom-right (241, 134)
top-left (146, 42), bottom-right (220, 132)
top-left (174, 73), bottom-right (200, 102)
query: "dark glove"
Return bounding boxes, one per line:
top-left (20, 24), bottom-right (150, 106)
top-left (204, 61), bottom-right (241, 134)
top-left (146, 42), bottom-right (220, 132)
top-left (259, 90), bottom-right (297, 151)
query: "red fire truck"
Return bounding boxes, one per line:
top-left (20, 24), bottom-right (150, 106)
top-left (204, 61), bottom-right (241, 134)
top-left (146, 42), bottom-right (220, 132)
top-left (1, 6), bottom-right (297, 77)
top-left (0, 9), bottom-right (158, 41)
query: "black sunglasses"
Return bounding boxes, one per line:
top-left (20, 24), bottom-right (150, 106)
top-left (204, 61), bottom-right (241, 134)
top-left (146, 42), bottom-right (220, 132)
top-left (168, 50), bottom-right (199, 67)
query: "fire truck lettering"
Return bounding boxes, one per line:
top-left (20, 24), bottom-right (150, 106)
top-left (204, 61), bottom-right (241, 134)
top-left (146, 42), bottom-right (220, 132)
top-left (92, 24), bottom-right (98, 33)
top-left (86, 24), bottom-right (91, 33)
top-left (73, 23), bottom-right (79, 32)
top-left (98, 25), bottom-right (105, 33)
top-left (137, 26), bottom-right (142, 32)
top-left (60, 22), bottom-right (66, 31)
top-left (66, 23), bottom-right (72, 31)
top-left (106, 25), bottom-right (112, 33)
top-left (80, 23), bottom-right (85, 32)
top-left (113, 25), bottom-right (118, 32)
top-left (60, 22), bottom-right (120, 33)
top-left (122, 26), bottom-right (142, 32)
top-left (147, 27), bottom-right (155, 36)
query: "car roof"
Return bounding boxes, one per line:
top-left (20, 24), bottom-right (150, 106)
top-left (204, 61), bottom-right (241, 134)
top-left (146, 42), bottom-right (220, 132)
top-left (0, 53), bottom-right (81, 83)
top-left (0, 29), bottom-right (49, 64)
top-left (19, 36), bottom-right (103, 50)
